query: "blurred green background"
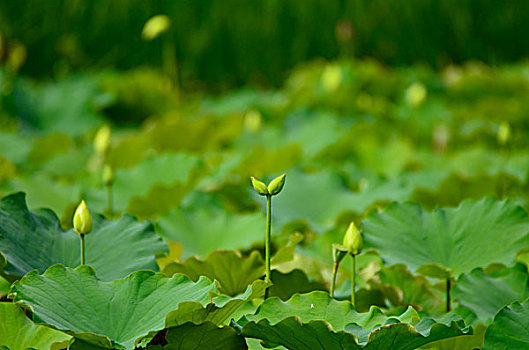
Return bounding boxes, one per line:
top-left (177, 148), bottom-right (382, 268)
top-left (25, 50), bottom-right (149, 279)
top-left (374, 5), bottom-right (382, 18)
top-left (2, 0), bottom-right (529, 89)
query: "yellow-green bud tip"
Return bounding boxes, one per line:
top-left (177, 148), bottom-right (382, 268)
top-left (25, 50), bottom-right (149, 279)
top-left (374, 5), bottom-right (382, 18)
top-left (497, 121), bottom-right (511, 145)
top-left (342, 222), bottom-right (362, 255)
top-left (251, 176), bottom-right (269, 196)
top-left (102, 164), bottom-right (114, 186)
top-left (267, 173), bottom-right (286, 196)
top-left (94, 125), bottom-right (111, 156)
top-left (73, 200), bottom-right (93, 235)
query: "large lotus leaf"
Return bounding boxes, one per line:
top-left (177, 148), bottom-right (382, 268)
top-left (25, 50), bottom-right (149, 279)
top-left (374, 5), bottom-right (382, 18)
top-left (112, 153), bottom-right (202, 213)
top-left (453, 264), bottom-right (529, 322)
top-left (0, 192), bottom-right (167, 281)
top-left (362, 198), bottom-right (529, 277)
top-left (241, 310), bottom-right (470, 350)
top-left (163, 250), bottom-right (264, 296)
top-left (482, 299), bottom-right (529, 350)
top-left (241, 317), bottom-right (361, 350)
top-left (0, 302), bottom-right (71, 350)
top-left (245, 291), bottom-right (418, 331)
top-left (10, 265), bottom-right (217, 349)
top-left (273, 170), bottom-right (413, 230)
top-left (156, 206), bottom-right (264, 259)
top-left (136, 280), bottom-right (269, 347)
top-left (157, 322), bottom-right (248, 349)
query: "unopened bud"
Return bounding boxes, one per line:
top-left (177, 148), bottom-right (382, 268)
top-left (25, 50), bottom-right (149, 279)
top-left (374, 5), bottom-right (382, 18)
top-left (267, 173), bottom-right (286, 196)
top-left (94, 125), bottom-right (111, 156)
top-left (103, 164), bottom-right (114, 186)
top-left (251, 176), bottom-right (269, 196)
top-left (342, 222), bottom-right (362, 256)
top-left (497, 121), bottom-right (511, 145)
top-left (73, 200), bottom-right (93, 235)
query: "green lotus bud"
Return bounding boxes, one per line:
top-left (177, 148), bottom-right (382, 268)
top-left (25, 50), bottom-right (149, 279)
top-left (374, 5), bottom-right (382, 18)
top-left (404, 82), bottom-right (427, 107)
top-left (73, 200), bottom-right (93, 235)
top-left (267, 173), bottom-right (286, 196)
top-left (497, 121), bottom-right (511, 145)
top-left (251, 176), bottom-right (269, 196)
top-left (142, 14), bottom-right (171, 41)
top-left (94, 125), bottom-right (111, 156)
top-left (342, 222), bottom-right (362, 255)
top-left (102, 164), bottom-right (114, 186)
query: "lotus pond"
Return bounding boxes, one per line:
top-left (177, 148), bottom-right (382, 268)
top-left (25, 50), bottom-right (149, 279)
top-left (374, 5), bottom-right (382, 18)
top-left (1, 60), bottom-right (529, 349)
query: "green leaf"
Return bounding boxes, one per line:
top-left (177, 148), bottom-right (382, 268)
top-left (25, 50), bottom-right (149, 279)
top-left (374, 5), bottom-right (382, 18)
top-left (10, 265), bottom-right (217, 349)
top-left (268, 269), bottom-right (327, 301)
top-left (156, 206), bottom-right (264, 259)
top-left (0, 192), bottom-right (167, 281)
top-left (112, 153), bottom-right (203, 217)
top-left (163, 250), bottom-right (264, 296)
top-left (453, 264), bottom-right (529, 323)
top-left (245, 291), bottom-right (417, 331)
top-left (482, 299), bottom-right (529, 350)
top-left (0, 302), bottom-right (71, 350)
top-left (362, 198), bottom-right (529, 277)
top-left (241, 317), bottom-right (361, 350)
top-left (160, 322), bottom-right (248, 349)
top-left (273, 170), bottom-right (414, 230)
top-left (359, 318), bottom-right (472, 350)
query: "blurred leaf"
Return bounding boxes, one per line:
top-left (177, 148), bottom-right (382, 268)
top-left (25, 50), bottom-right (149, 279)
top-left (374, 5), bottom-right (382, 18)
top-left (452, 264), bottom-right (529, 323)
top-left (163, 250), bottom-right (264, 296)
top-left (157, 205), bottom-right (264, 259)
top-left (159, 322), bottom-right (247, 349)
top-left (268, 269), bottom-right (327, 301)
top-left (0, 192), bottom-right (167, 281)
top-left (362, 198), bottom-right (529, 278)
top-left (27, 133), bottom-right (72, 167)
top-left (10, 265), bottom-right (216, 349)
top-left (0, 302), bottom-right (71, 350)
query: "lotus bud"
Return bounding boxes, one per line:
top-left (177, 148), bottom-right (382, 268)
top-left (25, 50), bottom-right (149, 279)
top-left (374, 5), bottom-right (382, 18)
top-left (102, 164), bottom-right (114, 186)
top-left (405, 82), bottom-right (427, 107)
top-left (267, 173), bottom-right (286, 196)
top-left (94, 125), bottom-right (111, 156)
top-left (251, 176), bottom-right (269, 196)
top-left (73, 200), bottom-right (93, 235)
top-left (497, 121), bottom-right (511, 145)
top-left (342, 222), bottom-right (362, 256)
top-left (142, 14), bottom-right (171, 41)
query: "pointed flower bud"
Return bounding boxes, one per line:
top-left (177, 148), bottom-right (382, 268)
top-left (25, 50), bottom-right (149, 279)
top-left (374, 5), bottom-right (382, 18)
top-left (342, 222), bottom-right (362, 256)
top-left (497, 121), bottom-right (511, 145)
top-left (267, 173), bottom-right (286, 196)
top-left (94, 125), bottom-right (111, 156)
top-left (251, 176), bottom-right (269, 196)
top-left (73, 200), bottom-right (93, 235)
top-left (102, 164), bottom-right (114, 186)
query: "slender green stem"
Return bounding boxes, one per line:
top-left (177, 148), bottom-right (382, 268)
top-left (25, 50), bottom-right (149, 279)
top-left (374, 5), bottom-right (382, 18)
top-left (265, 195), bottom-right (272, 282)
top-left (351, 254), bottom-right (356, 308)
top-left (446, 278), bottom-right (451, 312)
top-left (107, 184), bottom-right (113, 219)
top-left (264, 195), bottom-right (272, 299)
top-left (330, 262), bottom-right (338, 298)
top-left (80, 234), bottom-right (85, 265)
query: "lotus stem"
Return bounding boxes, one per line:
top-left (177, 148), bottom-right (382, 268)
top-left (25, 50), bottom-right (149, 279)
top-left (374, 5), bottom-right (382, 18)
top-left (330, 261), bottom-right (338, 298)
top-left (80, 234), bottom-right (86, 265)
top-left (107, 184), bottom-right (113, 219)
top-left (446, 278), bottom-right (451, 312)
top-left (265, 195), bottom-right (272, 283)
top-left (351, 254), bottom-right (356, 308)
